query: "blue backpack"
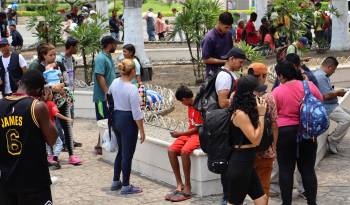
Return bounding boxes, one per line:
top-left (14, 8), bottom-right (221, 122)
top-left (299, 81), bottom-right (329, 140)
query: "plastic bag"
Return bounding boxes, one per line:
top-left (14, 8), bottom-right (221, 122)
top-left (101, 129), bottom-right (118, 152)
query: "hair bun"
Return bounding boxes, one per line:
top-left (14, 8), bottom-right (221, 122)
top-left (117, 62), bottom-right (125, 74)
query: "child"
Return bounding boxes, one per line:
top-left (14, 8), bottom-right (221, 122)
top-left (165, 86), bottom-right (203, 202)
top-left (43, 87), bottom-right (73, 169)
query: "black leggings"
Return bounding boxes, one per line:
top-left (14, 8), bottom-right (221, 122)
top-left (277, 126), bottom-right (318, 205)
top-left (225, 148), bottom-right (264, 204)
top-left (59, 102), bottom-right (74, 156)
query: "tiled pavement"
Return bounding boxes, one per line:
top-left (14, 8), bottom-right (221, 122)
top-left (51, 119), bottom-right (350, 205)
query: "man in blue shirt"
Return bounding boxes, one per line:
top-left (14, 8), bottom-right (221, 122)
top-left (93, 36), bottom-right (117, 155)
top-left (201, 12), bottom-right (233, 78)
top-left (313, 57), bottom-right (350, 154)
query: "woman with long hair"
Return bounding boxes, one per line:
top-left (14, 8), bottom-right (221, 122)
top-left (225, 75), bottom-right (267, 205)
top-left (272, 61), bottom-right (323, 205)
top-left (122, 44), bottom-right (142, 86)
top-left (109, 59), bottom-right (146, 194)
top-left (29, 43), bottom-right (82, 165)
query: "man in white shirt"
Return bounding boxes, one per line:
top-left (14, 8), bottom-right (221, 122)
top-left (215, 47), bottom-right (247, 109)
top-left (214, 47), bottom-right (248, 204)
top-left (0, 38), bottom-right (27, 96)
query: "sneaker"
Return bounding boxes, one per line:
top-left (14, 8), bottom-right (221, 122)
top-left (69, 155), bottom-right (82, 165)
top-left (120, 185), bottom-right (143, 195)
top-left (111, 180), bottom-right (122, 191)
top-left (299, 191), bottom-right (307, 200)
top-left (51, 176), bottom-right (58, 184)
top-left (50, 162), bottom-right (62, 170)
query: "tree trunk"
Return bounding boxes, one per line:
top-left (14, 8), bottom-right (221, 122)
top-left (255, 0), bottom-right (268, 28)
top-left (330, 0), bottom-right (350, 51)
top-left (123, 0), bottom-right (152, 69)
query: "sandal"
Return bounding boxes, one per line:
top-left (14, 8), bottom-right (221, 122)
top-left (170, 192), bottom-right (192, 202)
top-left (165, 190), bottom-right (182, 201)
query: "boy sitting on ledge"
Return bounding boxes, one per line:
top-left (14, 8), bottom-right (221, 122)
top-left (165, 85), bottom-right (203, 202)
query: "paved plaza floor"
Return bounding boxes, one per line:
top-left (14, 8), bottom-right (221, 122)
top-left (51, 119), bottom-right (350, 205)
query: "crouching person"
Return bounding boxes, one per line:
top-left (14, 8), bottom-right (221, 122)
top-left (165, 86), bottom-right (203, 202)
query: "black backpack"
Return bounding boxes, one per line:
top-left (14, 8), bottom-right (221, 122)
top-left (134, 56), bottom-right (152, 82)
top-left (203, 108), bottom-right (234, 174)
top-left (257, 111), bottom-right (274, 152)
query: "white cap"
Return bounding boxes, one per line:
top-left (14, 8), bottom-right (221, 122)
top-left (7, 5), bottom-right (12, 9)
top-left (90, 10), bottom-right (97, 15)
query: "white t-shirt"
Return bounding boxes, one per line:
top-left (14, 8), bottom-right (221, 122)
top-left (2, 54), bottom-right (27, 94)
top-left (215, 69), bottom-right (237, 94)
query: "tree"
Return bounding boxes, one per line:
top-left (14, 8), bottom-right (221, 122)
top-left (26, 0), bottom-right (64, 46)
top-left (70, 13), bottom-right (108, 85)
top-left (330, 0), bottom-right (350, 51)
top-left (170, 0), bottom-right (221, 83)
top-left (64, 0), bottom-right (82, 11)
top-left (123, 0), bottom-right (152, 76)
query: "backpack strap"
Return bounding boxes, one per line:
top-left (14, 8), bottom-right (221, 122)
top-left (221, 69), bottom-right (236, 94)
top-left (302, 80), bottom-right (310, 96)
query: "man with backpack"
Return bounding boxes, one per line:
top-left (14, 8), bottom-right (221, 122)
top-left (216, 47), bottom-right (247, 108)
top-left (313, 57), bottom-right (350, 154)
top-left (202, 12), bottom-right (233, 77)
top-left (247, 63), bottom-right (278, 202)
top-left (0, 38), bottom-right (27, 97)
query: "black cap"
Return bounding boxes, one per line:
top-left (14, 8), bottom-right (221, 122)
top-left (221, 47), bottom-right (249, 61)
top-left (101, 35), bottom-right (117, 47)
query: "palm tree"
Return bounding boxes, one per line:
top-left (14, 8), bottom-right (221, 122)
top-left (123, 0), bottom-right (152, 76)
top-left (330, 0), bottom-right (350, 51)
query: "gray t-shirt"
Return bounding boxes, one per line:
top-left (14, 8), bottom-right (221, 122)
top-left (108, 78), bottom-right (143, 120)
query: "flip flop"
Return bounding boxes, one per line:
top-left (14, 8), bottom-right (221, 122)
top-left (165, 190), bottom-right (182, 201)
top-left (170, 192), bottom-right (192, 202)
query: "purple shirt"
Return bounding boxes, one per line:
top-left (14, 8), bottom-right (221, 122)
top-left (201, 28), bottom-right (233, 75)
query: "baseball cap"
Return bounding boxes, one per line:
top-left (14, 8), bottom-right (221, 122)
top-left (0, 38), bottom-right (9, 45)
top-left (101, 36), bottom-right (117, 46)
top-left (298, 37), bottom-right (308, 46)
top-left (221, 47), bottom-right (250, 61)
top-left (90, 10), bottom-right (97, 15)
top-left (248, 63), bottom-right (268, 75)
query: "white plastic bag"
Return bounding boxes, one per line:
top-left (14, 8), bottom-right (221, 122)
top-left (101, 129), bottom-right (118, 152)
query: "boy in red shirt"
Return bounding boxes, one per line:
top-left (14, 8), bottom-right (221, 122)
top-left (165, 86), bottom-right (203, 202)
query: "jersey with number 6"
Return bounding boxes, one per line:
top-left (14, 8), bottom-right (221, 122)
top-left (0, 96), bottom-right (51, 191)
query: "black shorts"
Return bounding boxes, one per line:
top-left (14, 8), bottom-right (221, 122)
top-left (224, 148), bottom-right (264, 204)
top-left (0, 185), bottom-right (52, 205)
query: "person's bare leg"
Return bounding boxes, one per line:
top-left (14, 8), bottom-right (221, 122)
top-left (254, 194), bottom-right (267, 205)
top-left (168, 150), bottom-right (184, 190)
top-left (181, 152), bottom-right (191, 194)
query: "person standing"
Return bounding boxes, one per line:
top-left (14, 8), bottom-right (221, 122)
top-left (0, 12), bottom-right (8, 38)
top-left (273, 61), bottom-right (322, 205)
top-left (313, 57), bottom-right (350, 154)
top-left (109, 59), bottom-right (145, 194)
top-left (247, 63), bottom-right (278, 202)
top-left (9, 24), bottom-right (23, 53)
top-left (225, 75), bottom-right (268, 205)
top-left (144, 8), bottom-right (156, 41)
top-left (122, 44), bottom-right (142, 86)
top-left (202, 11), bottom-right (233, 77)
top-left (109, 10), bottom-right (120, 41)
top-left (156, 12), bottom-right (167, 41)
top-left (0, 69), bottom-right (57, 205)
top-left (93, 36), bottom-right (118, 155)
top-left (0, 38), bottom-right (27, 97)
top-left (245, 12), bottom-right (260, 46)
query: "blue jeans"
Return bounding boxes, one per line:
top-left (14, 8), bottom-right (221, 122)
top-left (46, 118), bottom-right (64, 157)
top-left (147, 29), bottom-right (156, 41)
top-left (111, 32), bottom-right (119, 41)
top-left (112, 110), bottom-right (139, 186)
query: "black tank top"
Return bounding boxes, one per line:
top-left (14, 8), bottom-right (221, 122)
top-left (232, 126), bottom-right (253, 146)
top-left (0, 96), bottom-right (51, 191)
